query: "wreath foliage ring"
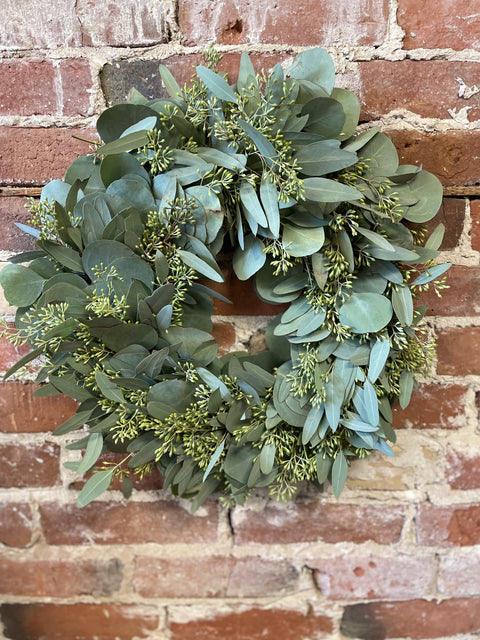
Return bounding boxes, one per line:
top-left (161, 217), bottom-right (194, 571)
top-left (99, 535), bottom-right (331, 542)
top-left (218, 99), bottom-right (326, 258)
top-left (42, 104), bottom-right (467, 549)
top-left (0, 48), bottom-right (449, 511)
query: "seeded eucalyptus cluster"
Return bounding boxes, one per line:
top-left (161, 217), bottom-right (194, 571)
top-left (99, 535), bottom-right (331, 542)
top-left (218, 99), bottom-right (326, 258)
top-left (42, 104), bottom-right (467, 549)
top-left (0, 48), bottom-right (449, 510)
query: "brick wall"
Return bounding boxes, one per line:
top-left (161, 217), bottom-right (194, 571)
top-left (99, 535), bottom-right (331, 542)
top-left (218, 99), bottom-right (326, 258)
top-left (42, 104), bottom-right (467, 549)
top-left (1, 1), bottom-right (479, 639)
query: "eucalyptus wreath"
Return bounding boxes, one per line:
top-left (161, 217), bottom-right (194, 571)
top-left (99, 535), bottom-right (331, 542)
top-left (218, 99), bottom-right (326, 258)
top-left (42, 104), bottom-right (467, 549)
top-left (0, 48), bottom-right (449, 510)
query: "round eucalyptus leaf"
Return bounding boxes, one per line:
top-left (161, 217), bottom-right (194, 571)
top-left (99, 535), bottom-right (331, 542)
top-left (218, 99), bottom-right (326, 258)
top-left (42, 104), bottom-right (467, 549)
top-left (338, 293), bottom-right (393, 334)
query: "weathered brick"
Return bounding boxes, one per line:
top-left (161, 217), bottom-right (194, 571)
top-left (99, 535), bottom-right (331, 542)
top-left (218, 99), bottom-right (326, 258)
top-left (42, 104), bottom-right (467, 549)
top-left (387, 130), bottom-right (480, 187)
top-left (417, 504), bottom-right (480, 546)
top-left (357, 60), bottom-right (480, 120)
top-left (436, 327), bottom-right (480, 376)
top-left (0, 0), bottom-right (166, 49)
top-left (169, 607), bottom-right (333, 640)
top-left (101, 52), bottom-right (284, 106)
top-left (438, 554), bottom-right (480, 596)
top-left (232, 503), bottom-right (405, 544)
top-left (0, 382), bottom-right (77, 433)
top-left (179, 0), bottom-right (389, 47)
top-left (0, 558), bottom-right (122, 597)
top-left (133, 556), bottom-right (299, 598)
top-left (420, 265), bottom-right (480, 316)
top-left (40, 500), bottom-right (218, 545)
top-left (424, 198), bottom-right (465, 250)
top-left (0, 197), bottom-right (36, 252)
top-left (392, 384), bottom-right (468, 430)
top-left (0, 325), bottom-right (32, 374)
top-left (0, 127), bottom-right (97, 186)
top-left (309, 555), bottom-right (435, 600)
top-left (212, 321), bottom-right (236, 355)
top-left (0, 59), bottom-right (91, 116)
top-left (470, 199), bottom-right (480, 251)
top-left (398, 0), bottom-right (480, 50)
top-left (69, 450), bottom-right (164, 492)
top-left (0, 503), bottom-right (33, 547)
top-left (0, 442), bottom-right (60, 487)
top-left (446, 450), bottom-right (480, 490)
top-left (341, 598), bottom-right (480, 639)
top-left (0, 604), bottom-right (159, 640)
top-left (210, 264), bottom-right (288, 316)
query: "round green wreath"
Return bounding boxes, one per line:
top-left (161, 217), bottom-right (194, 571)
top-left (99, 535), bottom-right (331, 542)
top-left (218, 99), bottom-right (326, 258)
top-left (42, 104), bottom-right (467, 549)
top-left (0, 48), bottom-right (450, 510)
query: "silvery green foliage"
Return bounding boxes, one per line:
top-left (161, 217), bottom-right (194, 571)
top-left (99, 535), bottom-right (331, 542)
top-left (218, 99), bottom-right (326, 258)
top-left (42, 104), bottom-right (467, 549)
top-left (0, 49), bottom-right (449, 509)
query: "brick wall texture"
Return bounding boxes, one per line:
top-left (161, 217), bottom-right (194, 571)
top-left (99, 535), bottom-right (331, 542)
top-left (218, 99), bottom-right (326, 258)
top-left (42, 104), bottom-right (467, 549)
top-left (1, 1), bottom-right (480, 639)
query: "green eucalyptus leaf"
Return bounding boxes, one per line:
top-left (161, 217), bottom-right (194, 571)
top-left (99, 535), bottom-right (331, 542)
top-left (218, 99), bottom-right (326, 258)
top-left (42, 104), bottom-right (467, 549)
top-left (287, 48), bottom-right (335, 93)
top-left (259, 443), bottom-right (276, 474)
top-left (304, 178), bottom-right (362, 203)
top-left (77, 433), bottom-right (104, 474)
top-left (77, 469), bottom-right (113, 507)
top-left (368, 339), bottom-right (390, 383)
top-left (338, 293), bottom-right (393, 334)
top-left (282, 223), bottom-right (325, 257)
top-left (94, 371), bottom-right (125, 403)
top-left (233, 235), bottom-right (266, 280)
top-left (159, 64), bottom-right (182, 99)
top-left (259, 172), bottom-right (280, 238)
top-left (295, 140), bottom-right (357, 176)
top-left (0, 265), bottom-right (45, 307)
top-left (203, 439), bottom-right (225, 481)
top-left (392, 285), bottom-right (414, 325)
top-left (331, 452), bottom-right (348, 498)
top-left (412, 263), bottom-right (451, 286)
top-left (196, 66), bottom-right (238, 104)
top-left (177, 249), bottom-right (224, 283)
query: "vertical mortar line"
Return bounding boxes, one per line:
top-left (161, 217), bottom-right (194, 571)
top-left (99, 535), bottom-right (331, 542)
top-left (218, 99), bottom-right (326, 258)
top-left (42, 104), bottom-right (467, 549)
top-left (52, 60), bottom-right (64, 118)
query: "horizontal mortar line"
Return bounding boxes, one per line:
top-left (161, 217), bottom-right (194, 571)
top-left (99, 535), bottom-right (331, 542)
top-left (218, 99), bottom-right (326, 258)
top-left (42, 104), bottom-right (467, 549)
top-left (0, 187), bottom-right (42, 196)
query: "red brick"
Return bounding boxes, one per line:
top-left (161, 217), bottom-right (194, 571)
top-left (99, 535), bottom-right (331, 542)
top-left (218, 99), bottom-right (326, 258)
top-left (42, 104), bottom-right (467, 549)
top-left (0, 558), bottom-right (122, 597)
top-left (0, 382), bottom-right (77, 433)
top-left (133, 556), bottom-right (298, 598)
top-left (309, 556), bottom-right (435, 600)
top-left (1, 0), bottom-right (166, 49)
top-left (212, 320), bottom-right (236, 355)
top-left (0, 59), bottom-right (91, 117)
top-left (420, 265), bottom-right (480, 316)
top-left (425, 198), bottom-right (465, 251)
top-left (232, 503), bottom-right (405, 544)
top-left (446, 450), bottom-right (480, 490)
top-left (357, 60), bottom-right (480, 120)
top-left (341, 598), bottom-right (480, 639)
top-left (0, 197), bottom-right (37, 252)
top-left (392, 384), bottom-right (468, 430)
top-left (210, 264), bottom-right (288, 316)
top-left (470, 199), bottom-right (480, 251)
top-left (40, 500), bottom-right (218, 545)
top-left (436, 327), bottom-right (480, 376)
top-left (417, 504), bottom-right (480, 546)
top-left (438, 555), bottom-right (480, 596)
top-left (0, 603), bottom-right (159, 640)
top-left (399, 0), bottom-right (480, 50)
top-left (387, 129), bottom-right (480, 187)
top-left (0, 127), bottom-right (97, 186)
top-left (0, 442), bottom-right (59, 487)
top-left (0, 326), bottom-right (32, 374)
top-left (0, 503), bottom-right (33, 547)
top-left (169, 607), bottom-right (333, 640)
top-left (58, 59), bottom-right (93, 116)
top-left (179, 0), bottom-right (388, 47)
top-left (69, 450), bottom-right (164, 492)
top-left (101, 52), bottom-right (287, 105)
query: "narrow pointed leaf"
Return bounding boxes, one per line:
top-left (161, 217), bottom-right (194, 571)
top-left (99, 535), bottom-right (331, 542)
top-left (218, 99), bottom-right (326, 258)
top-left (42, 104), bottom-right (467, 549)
top-left (77, 433), bottom-right (104, 474)
top-left (196, 66), bottom-right (238, 104)
top-left (331, 452), bottom-right (348, 498)
top-left (76, 469), bottom-right (113, 507)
